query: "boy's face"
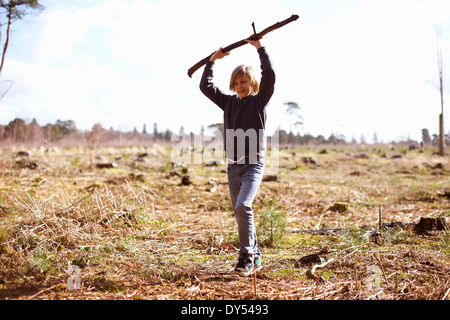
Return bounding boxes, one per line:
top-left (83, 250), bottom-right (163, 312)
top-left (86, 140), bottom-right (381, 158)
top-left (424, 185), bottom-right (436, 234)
top-left (234, 74), bottom-right (252, 99)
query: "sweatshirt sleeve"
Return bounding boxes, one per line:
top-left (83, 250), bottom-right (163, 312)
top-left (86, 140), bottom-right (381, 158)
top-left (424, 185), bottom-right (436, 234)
top-left (199, 60), bottom-right (228, 111)
top-left (257, 47), bottom-right (275, 107)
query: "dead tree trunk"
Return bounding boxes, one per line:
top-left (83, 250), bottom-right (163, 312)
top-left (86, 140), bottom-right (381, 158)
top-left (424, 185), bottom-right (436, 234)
top-left (0, 5), bottom-right (13, 76)
top-left (436, 26), bottom-right (445, 156)
top-left (439, 113), bottom-right (445, 156)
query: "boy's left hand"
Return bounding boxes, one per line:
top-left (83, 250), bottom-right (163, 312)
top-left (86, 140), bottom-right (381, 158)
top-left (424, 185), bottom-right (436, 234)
top-left (245, 36), bottom-right (262, 49)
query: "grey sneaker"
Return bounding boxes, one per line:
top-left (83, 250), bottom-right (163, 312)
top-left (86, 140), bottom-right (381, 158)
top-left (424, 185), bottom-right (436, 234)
top-left (234, 257), bottom-right (254, 276)
top-left (254, 256), bottom-right (262, 271)
top-left (234, 256), bottom-right (262, 276)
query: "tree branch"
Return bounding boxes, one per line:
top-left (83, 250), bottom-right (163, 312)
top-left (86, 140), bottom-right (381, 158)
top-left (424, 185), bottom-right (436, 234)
top-left (0, 4), bottom-right (13, 75)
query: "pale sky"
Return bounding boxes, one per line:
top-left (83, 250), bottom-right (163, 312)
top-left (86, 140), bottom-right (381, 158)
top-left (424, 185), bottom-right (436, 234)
top-left (1, 0), bottom-right (450, 143)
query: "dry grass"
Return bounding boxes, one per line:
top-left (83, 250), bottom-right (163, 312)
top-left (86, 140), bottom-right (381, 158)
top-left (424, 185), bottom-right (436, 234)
top-left (0, 144), bottom-right (449, 300)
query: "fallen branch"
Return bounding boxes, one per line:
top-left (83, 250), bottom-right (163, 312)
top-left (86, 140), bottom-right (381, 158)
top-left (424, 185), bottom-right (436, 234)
top-left (443, 287), bottom-right (450, 300)
top-left (27, 284), bottom-right (60, 300)
top-left (366, 289), bottom-right (383, 300)
top-left (306, 258), bottom-right (335, 282)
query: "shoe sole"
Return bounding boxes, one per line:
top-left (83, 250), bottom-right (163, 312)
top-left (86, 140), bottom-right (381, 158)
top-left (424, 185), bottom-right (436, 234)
top-left (234, 265), bottom-right (262, 277)
top-left (235, 270), bottom-right (253, 277)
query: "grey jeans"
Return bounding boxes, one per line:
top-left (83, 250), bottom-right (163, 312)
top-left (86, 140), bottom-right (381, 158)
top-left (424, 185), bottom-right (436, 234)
top-left (227, 159), bottom-right (264, 259)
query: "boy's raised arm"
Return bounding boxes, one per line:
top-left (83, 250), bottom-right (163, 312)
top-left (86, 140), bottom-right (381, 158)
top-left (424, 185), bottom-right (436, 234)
top-left (255, 43), bottom-right (275, 107)
top-left (244, 38), bottom-right (262, 50)
top-left (200, 49), bottom-right (229, 111)
top-left (210, 47), bottom-right (230, 62)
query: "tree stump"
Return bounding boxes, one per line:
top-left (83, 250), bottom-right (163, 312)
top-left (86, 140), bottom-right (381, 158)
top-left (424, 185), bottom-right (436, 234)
top-left (415, 217), bottom-right (447, 233)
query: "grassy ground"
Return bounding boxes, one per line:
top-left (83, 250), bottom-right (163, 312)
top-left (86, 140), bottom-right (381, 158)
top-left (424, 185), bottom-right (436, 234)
top-left (0, 144), bottom-right (449, 300)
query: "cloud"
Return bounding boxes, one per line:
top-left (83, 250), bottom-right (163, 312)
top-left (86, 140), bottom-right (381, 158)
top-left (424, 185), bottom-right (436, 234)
top-left (266, 0), bottom-right (450, 142)
top-left (1, 0), bottom-right (449, 143)
top-left (2, 0), bottom-right (291, 130)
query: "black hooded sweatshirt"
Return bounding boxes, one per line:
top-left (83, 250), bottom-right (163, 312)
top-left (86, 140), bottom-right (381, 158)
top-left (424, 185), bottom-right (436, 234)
top-left (199, 47), bottom-right (275, 163)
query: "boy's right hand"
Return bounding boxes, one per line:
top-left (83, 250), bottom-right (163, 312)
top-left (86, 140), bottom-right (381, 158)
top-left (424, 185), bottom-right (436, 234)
top-left (210, 47), bottom-right (229, 62)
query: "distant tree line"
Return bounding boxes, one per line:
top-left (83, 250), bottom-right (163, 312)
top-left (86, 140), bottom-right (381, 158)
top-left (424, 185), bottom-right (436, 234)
top-left (0, 117), bottom-right (448, 147)
top-left (0, 118), bottom-right (76, 144)
top-left (0, 118), bottom-right (176, 146)
top-left (421, 128), bottom-right (450, 147)
top-left (275, 129), bottom-right (346, 145)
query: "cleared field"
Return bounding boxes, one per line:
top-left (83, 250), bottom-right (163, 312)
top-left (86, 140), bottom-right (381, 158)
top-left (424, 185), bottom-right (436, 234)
top-left (0, 144), bottom-right (449, 300)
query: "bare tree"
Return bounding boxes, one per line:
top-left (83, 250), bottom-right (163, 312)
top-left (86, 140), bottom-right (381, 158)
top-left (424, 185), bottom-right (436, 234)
top-left (436, 26), bottom-right (445, 156)
top-left (89, 123), bottom-right (105, 170)
top-left (0, 0), bottom-right (43, 76)
top-left (284, 101), bottom-right (303, 144)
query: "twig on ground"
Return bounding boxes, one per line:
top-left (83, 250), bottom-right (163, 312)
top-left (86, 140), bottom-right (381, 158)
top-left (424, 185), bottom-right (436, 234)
top-left (27, 284), bottom-right (59, 300)
top-left (443, 287), bottom-right (450, 300)
top-left (366, 289), bottom-right (383, 300)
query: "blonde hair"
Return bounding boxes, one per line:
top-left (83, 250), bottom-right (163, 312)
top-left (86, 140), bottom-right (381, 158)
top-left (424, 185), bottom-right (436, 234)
top-left (229, 65), bottom-right (259, 94)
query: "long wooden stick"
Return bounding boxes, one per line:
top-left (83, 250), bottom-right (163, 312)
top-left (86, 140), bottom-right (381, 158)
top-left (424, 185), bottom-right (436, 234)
top-left (253, 270), bottom-right (257, 297)
top-left (187, 14), bottom-right (299, 78)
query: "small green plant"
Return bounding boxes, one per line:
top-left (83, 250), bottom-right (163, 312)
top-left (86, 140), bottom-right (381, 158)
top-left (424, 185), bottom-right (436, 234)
top-left (28, 250), bottom-right (54, 273)
top-left (381, 227), bottom-right (415, 246)
top-left (269, 268), bottom-right (305, 280)
top-left (0, 227), bottom-right (9, 254)
top-left (338, 225), bottom-right (368, 248)
top-left (439, 231), bottom-right (450, 251)
top-left (71, 156), bottom-right (82, 167)
top-left (121, 152), bottom-right (129, 161)
top-left (257, 199), bottom-right (286, 246)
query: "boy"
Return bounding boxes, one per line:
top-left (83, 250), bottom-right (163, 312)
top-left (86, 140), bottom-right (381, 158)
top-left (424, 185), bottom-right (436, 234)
top-left (199, 38), bottom-right (275, 276)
